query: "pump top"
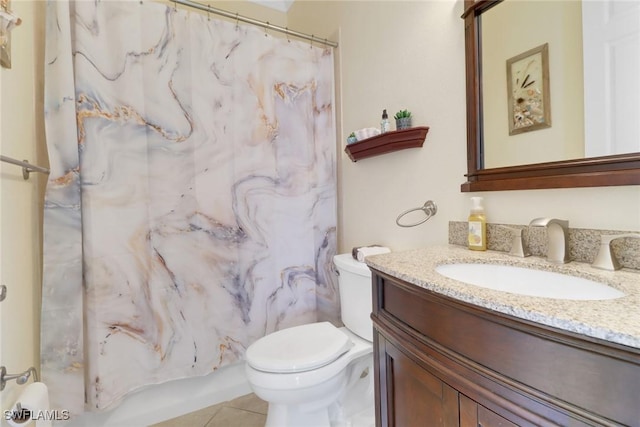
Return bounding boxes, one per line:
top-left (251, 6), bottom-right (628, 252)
top-left (470, 197), bottom-right (484, 213)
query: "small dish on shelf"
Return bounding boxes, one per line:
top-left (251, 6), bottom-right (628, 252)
top-left (354, 127), bottom-right (381, 141)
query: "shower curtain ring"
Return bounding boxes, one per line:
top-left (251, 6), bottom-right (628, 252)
top-left (235, 13), bottom-right (239, 30)
top-left (173, 0), bottom-right (177, 11)
top-left (207, 4), bottom-right (211, 20)
top-left (285, 27), bottom-right (290, 43)
top-left (310, 34), bottom-right (314, 48)
top-left (264, 21), bottom-right (269, 37)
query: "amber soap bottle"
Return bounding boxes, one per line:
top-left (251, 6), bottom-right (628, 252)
top-left (468, 197), bottom-right (486, 251)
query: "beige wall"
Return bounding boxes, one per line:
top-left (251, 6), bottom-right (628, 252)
top-left (0, 0), bottom-right (47, 411)
top-left (289, 0), bottom-right (640, 254)
top-left (289, 0), bottom-right (470, 251)
top-left (0, 0), bottom-right (639, 414)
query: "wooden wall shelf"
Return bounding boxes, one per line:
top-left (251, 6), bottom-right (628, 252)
top-left (345, 126), bottom-right (430, 162)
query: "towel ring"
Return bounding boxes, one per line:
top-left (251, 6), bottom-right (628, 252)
top-left (396, 200), bottom-right (437, 228)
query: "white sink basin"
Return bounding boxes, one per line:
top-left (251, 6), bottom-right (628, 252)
top-left (435, 263), bottom-right (625, 300)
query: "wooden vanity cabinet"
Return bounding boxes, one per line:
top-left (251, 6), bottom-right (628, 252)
top-left (371, 269), bottom-right (640, 427)
top-left (378, 335), bottom-right (459, 426)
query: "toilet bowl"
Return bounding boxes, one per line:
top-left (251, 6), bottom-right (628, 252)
top-left (245, 253), bottom-right (374, 427)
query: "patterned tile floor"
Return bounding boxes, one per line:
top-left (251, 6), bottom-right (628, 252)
top-left (150, 393), bottom-right (268, 427)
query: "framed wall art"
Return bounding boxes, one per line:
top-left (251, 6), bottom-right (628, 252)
top-left (0, 0), bottom-right (21, 69)
top-left (506, 43), bottom-right (551, 135)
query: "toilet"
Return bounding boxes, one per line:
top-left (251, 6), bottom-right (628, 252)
top-left (245, 253), bottom-right (374, 427)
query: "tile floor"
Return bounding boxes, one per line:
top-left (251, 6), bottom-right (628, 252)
top-left (150, 393), bottom-right (268, 427)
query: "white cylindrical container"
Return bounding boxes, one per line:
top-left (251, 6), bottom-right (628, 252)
top-left (7, 382), bottom-right (51, 427)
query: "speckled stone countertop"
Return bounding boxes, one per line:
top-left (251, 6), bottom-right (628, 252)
top-left (365, 245), bottom-right (640, 350)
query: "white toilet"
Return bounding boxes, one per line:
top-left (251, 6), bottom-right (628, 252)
top-left (245, 253), bottom-right (374, 427)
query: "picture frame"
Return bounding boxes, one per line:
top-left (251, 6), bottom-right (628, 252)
top-left (506, 43), bottom-right (551, 135)
top-left (1, 0), bottom-right (15, 69)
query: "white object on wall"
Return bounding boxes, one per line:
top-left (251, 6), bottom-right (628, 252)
top-left (583, 0), bottom-right (640, 157)
top-left (6, 382), bottom-right (51, 427)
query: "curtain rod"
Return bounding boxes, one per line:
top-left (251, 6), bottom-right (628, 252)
top-left (0, 155), bottom-right (50, 180)
top-left (172, 0), bottom-right (338, 48)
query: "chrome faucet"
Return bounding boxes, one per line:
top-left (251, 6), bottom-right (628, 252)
top-left (591, 234), bottom-right (640, 271)
top-left (529, 218), bottom-right (569, 264)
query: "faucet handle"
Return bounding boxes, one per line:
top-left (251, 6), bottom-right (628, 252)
top-left (498, 226), bottom-right (530, 257)
top-left (591, 234), bottom-right (640, 271)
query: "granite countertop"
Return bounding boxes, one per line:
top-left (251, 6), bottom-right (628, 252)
top-left (365, 245), bottom-right (640, 350)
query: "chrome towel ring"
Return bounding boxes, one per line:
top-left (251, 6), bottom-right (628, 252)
top-left (396, 200), bottom-right (438, 228)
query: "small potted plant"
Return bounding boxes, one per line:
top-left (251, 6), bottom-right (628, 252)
top-left (394, 109), bottom-right (412, 130)
top-left (347, 132), bottom-right (357, 144)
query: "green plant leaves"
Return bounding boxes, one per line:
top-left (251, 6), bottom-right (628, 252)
top-left (394, 109), bottom-right (411, 119)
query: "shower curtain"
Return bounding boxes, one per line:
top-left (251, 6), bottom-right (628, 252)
top-left (41, 0), bottom-right (337, 414)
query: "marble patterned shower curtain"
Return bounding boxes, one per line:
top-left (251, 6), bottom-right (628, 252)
top-left (41, 0), bottom-right (337, 414)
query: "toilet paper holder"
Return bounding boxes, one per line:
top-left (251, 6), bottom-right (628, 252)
top-left (0, 365), bottom-right (38, 391)
top-left (9, 402), bottom-right (30, 424)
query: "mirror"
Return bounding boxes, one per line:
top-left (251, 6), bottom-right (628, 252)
top-left (461, 0), bottom-right (640, 191)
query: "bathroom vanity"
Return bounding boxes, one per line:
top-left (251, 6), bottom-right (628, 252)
top-left (367, 246), bottom-right (640, 426)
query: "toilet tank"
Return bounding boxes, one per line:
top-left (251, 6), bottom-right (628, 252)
top-left (333, 253), bottom-right (373, 342)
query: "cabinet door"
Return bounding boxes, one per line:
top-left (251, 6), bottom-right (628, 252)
top-left (382, 338), bottom-right (459, 426)
top-left (460, 394), bottom-right (518, 427)
top-left (478, 406), bottom-right (518, 427)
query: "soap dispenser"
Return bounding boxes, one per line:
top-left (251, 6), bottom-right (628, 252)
top-left (468, 197), bottom-right (486, 251)
top-left (381, 109), bottom-right (391, 133)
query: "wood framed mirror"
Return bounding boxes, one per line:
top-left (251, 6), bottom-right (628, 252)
top-left (461, 0), bottom-right (640, 192)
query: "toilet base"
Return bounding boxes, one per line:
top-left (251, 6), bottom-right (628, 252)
top-left (329, 356), bottom-right (375, 427)
top-left (254, 367), bottom-right (347, 427)
top-left (265, 404), bottom-right (331, 427)
top-left (260, 355), bottom-right (374, 427)
top-left (264, 403), bottom-right (375, 427)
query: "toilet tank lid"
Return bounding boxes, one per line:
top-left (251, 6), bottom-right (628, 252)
top-left (246, 322), bottom-right (352, 373)
top-left (333, 253), bottom-right (372, 277)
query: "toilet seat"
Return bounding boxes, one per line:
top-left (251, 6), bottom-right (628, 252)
top-left (245, 327), bottom-right (372, 392)
top-left (246, 322), bottom-right (353, 373)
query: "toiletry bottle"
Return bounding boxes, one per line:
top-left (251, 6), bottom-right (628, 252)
top-left (381, 109), bottom-right (390, 133)
top-left (468, 197), bottom-right (486, 251)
